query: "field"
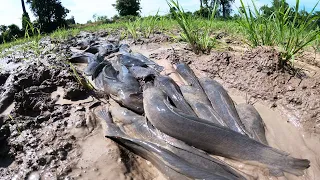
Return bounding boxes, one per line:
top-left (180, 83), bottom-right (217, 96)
top-left (1, 1), bottom-right (320, 180)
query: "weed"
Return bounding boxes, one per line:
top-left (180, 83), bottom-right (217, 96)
top-left (125, 19), bottom-right (140, 40)
top-left (8, 114), bottom-right (21, 135)
top-left (239, 0), bottom-right (320, 66)
top-left (68, 62), bottom-right (94, 91)
top-left (167, 0), bottom-right (217, 54)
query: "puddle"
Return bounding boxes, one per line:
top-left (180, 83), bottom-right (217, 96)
top-left (230, 93), bottom-right (320, 180)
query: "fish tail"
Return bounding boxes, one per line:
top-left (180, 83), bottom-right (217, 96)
top-left (263, 147), bottom-right (310, 176)
top-left (281, 157), bottom-right (310, 176)
top-left (93, 106), bottom-right (125, 137)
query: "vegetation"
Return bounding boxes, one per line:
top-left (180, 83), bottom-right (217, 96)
top-left (168, 0), bottom-right (218, 54)
top-left (198, 0), bottom-right (235, 18)
top-left (26, 0), bottom-right (70, 33)
top-left (113, 0), bottom-right (141, 16)
top-left (1, 0), bottom-right (320, 69)
top-left (239, 0), bottom-right (320, 66)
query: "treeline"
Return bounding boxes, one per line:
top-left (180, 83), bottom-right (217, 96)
top-left (0, 0), bottom-right (319, 45)
top-left (0, 0), bottom-right (75, 44)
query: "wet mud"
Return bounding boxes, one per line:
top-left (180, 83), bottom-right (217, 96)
top-left (1, 32), bottom-right (320, 180)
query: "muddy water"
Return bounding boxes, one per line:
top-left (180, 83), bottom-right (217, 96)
top-left (229, 92), bottom-right (320, 180)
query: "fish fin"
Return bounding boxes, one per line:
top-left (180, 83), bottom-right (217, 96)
top-left (93, 106), bottom-right (125, 137)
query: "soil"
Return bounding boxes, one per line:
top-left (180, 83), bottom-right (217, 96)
top-left (1, 31), bottom-right (320, 180)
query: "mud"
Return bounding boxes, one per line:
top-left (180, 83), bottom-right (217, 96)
top-left (1, 32), bottom-right (320, 180)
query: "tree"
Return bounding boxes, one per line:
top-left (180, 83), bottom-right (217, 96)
top-left (213, 0), bottom-right (234, 18)
top-left (113, 0), bottom-right (141, 16)
top-left (196, 0), bottom-right (234, 18)
top-left (0, 24), bottom-right (23, 44)
top-left (26, 0), bottom-right (69, 33)
top-left (260, 0), bottom-right (290, 17)
top-left (21, 0), bottom-right (31, 30)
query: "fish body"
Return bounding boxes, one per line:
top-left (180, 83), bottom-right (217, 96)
top-left (128, 66), bottom-right (157, 79)
top-left (100, 64), bottom-right (143, 113)
top-left (199, 78), bottom-right (248, 135)
top-left (176, 63), bottom-right (202, 90)
top-left (180, 85), bottom-right (227, 126)
top-left (155, 76), bottom-right (196, 116)
top-left (143, 86), bottom-right (310, 176)
top-left (236, 103), bottom-right (268, 145)
top-left (96, 104), bottom-right (241, 180)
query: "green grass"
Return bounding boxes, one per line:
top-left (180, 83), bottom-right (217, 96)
top-left (167, 0), bottom-right (218, 54)
top-left (239, 0), bottom-right (320, 66)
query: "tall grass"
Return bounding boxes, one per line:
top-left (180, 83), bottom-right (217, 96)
top-left (239, 0), bottom-right (320, 66)
top-left (168, 0), bottom-right (218, 54)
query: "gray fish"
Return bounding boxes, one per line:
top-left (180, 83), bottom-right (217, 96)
top-left (85, 43), bottom-right (117, 56)
top-left (199, 78), bottom-right (248, 135)
top-left (83, 54), bottom-right (105, 76)
top-left (117, 52), bottom-right (164, 72)
top-left (154, 76), bottom-right (196, 116)
top-left (76, 38), bottom-right (95, 50)
top-left (119, 44), bottom-right (131, 53)
top-left (115, 137), bottom-right (231, 180)
top-left (108, 102), bottom-right (244, 180)
top-left (68, 52), bottom-right (97, 63)
top-left (100, 64), bottom-right (143, 114)
top-left (95, 106), bottom-right (238, 180)
top-left (176, 62), bottom-right (202, 90)
top-left (180, 85), bottom-right (228, 126)
top-left (236, 103), bottom-right (268, 145)
top-left (117, 53), bottom-right (147, 67)
top-left (132, 52), bottom-right (164, 72)
top-left (128, 66), bottom-right (157, 79)
top-left (143, 86), bottom-right (310, 176)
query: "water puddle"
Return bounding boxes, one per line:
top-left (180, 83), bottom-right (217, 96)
top-left (230, 93), bottom-right (320, 180)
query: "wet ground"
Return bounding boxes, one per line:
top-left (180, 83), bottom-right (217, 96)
top-left (1, 32), bottom-right (320, 180)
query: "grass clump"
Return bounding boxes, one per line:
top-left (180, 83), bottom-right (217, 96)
top-left (239, 0), bottom-right (320, 66)
top-left (68, 62), bottom-right (94, 91)
top-left (167, 0), bottom-right (218, 54)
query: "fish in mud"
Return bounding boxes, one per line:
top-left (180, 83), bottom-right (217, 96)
top-left (128, 66), bottom-right (157, 79)
top-left (180, 85), bottom-right (227, 126)
top-left (176, 62), bottom-right (202, 90)
top-left (236, 103), bottom-right (269, 145)
top-left (85, 43), bottom-right (118, 56)
top-left (117, 52), bottom-right (164, 72)
top-left (199, 78), bottom-right (249, 135)
top-left (99, 63), bottom-right (143, 113)
top-left (154, 76), bottom-right (196, 116)
top-left (95, 105), bottom-right (243, 180)
top-left (143, 86), bottom-right (310, 176)
top-left (119, 44), bottom-right (131, 53)
top-left (68, 52), bottom-right (98, 63)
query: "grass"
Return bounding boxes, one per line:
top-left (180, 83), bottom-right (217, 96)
top-left (239, 0), bottom-right (320, 66)
top-left (1, 0), bottom-right (319, 63)
top-left (68, 62), bottom-right (95, 91)
top-left (167, 0), bottom-right (218, 54)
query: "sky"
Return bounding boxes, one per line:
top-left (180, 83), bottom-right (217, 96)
top-left (0, 0), bottom-right (319, 28)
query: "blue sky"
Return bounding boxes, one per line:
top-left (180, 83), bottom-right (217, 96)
top-left (0, 0), bottom-right (319, 27)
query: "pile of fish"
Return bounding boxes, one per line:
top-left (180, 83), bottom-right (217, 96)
top-left (69, 41), bottom-right (310, 180)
